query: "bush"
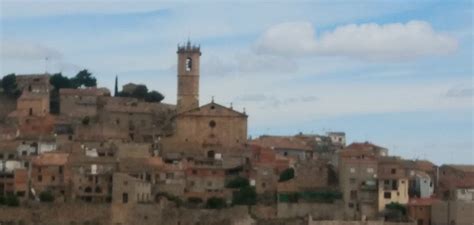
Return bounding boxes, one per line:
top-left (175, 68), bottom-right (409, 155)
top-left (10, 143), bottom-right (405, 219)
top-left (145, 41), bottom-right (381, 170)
top-left (279, 168), bottom-right (295, 182)
top-left (206, 197), bottom-right (226, 209)
top-left (155, 192), bottom-right (183, 207)
top-left (39, 191), bottom-right (55, 202)
top-left (226, 176), bottom-right (249, 189)
top-left (5, 194), bottom-right (19, 207)
top-left (232, 186), bottom-right (256, 205)
top-left (187, 197), bottom-right (203, 204)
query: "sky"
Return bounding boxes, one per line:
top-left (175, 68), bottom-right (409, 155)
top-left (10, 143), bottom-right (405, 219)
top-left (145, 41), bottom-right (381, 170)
top-left (0, 0), bottom-right (472, 165)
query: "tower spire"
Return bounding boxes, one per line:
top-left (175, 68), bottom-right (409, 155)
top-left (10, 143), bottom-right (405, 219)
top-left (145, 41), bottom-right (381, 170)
top-left (114, 75), bottom-right (118, 97)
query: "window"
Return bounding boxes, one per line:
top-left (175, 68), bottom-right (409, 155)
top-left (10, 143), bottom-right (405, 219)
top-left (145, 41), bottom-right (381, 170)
top-left (350, 190), bottom-right (358, 200)
top-left (52, 176), bottom-right (56, 181)
top-left (59, 166), bottom-right (64, 174)
top-left (185, 57), bottom-right (192, 72)
top-left (391, 168), bottom-right (396, 174)
top-left (192, 170), bottom-right (197, 175)
top-left (209, 120), bottom-right (216, 128)
top-left (38, 175), bottom-right (43, 182)
top-left (122, 193), bottom-right (128, 203)
top-left (207, 181), bottom-right (212, 187)
top-left (384, 192), bottom-right (391, 199)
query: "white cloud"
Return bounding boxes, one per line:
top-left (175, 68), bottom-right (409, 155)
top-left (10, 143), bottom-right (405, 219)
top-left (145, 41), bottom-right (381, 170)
top-left (446, 85), bottom-right (474, 98)
top-left (1, 39), bottom-right (63, 60)
top-left (255, 20), bottom-right (458, 60)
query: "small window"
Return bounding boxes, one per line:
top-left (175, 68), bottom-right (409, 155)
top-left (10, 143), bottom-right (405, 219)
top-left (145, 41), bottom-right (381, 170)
top-left (384, 192), bottom-right (391, 199)
top-left (209, 120), bottom-right (216, 128)
top-left (186, 57), bottom-right (192, 72)
top-left (122, 193), bottom-right (129, 203)
top-left (38, 175), bottom-right (43, 182)
top-left (391, 168), bottom-right (396, 174)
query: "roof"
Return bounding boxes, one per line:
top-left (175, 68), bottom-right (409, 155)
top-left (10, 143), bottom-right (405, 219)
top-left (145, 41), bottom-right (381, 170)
top-left (444, 165), bottom-right (474, 173)
top-left (179, 101), bottom-right (247, 118)
top-left (60, 87), bottom-right (110, 96)
top-left (340, 142), bottom-right (387, 158)
top-left (408, 198), bottom-right (440, 206)
top-left (32, 153), bottom-right (69, 166)
top-left (251, 136), bottom-right (312, 151)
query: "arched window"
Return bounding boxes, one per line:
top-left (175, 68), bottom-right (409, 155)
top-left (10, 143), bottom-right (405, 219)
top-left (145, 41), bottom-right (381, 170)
top-left (186, 57), bottom-right (192, 72)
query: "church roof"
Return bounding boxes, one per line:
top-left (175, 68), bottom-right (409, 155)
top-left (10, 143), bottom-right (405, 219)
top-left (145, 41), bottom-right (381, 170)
top-left (179, 101), bottom-right (247, 118)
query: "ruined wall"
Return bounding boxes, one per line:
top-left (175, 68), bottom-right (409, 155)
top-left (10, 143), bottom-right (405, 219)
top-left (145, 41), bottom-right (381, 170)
top-left (277, 202), bottom-right (345, 220)
top-left (0, 203), bottom-right (110, 225)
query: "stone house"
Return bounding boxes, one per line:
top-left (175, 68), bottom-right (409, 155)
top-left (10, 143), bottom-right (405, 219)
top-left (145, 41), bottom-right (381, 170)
top-left (251, 135), bottom-right (313, 161)
top-left (69, 155), bottom-right (116, 203)
top-left (327, 132), bottom-right (346, 147)
top-left (407, 198), bottom-right (440, 225)
top-left (438, 164), bottom-right (474, 200)
top-left (59, 87), bottom-right (110, 120)
top-left (377, 157), bottom-right (409, 212)
top-left (31, 152), bottom-right (70, 200)
top-left (431, 200), bottom-right (474, 225)
top-left (112, 172), bottom-right (152, 204)
top-left (184, 159), bottom-right (229, 202)
top-left (15, 74), bottom-right (50, 93)
top-left (339, 157), bottom-right (378, 220)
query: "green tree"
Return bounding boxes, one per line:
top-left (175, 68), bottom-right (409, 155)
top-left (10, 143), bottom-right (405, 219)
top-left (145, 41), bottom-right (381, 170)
top-left (39, 191), bottom-right (55, 202)
top-left (226, 176), bottom-right (249, 189)
top-left (50, 73), bottom-right (73, 90)
top-left (132, 85), bottom-right (148, 99)
top-left (1, 74), bottom-right (20, 97)
top-left (279, 168), bottom-right (295, 182)
top-left (232, 186), bottom-right (256, 205)
top-left (145, 90), bottom-right (165, 103)
top-left (206, 197), bottom-right (226, 209)
top-left (72, 69), bottom-right (96, 88)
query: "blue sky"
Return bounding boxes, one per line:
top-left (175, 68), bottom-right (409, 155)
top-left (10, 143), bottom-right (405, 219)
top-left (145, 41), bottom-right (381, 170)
top-left (1, 0), bottom-right (472, 165)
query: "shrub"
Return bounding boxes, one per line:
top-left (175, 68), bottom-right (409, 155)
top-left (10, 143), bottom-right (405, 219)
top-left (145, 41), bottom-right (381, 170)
top-left (232, 186), bottom-right (256, 205)
top-left (187, 197), bottom-right (203, 204)
top-left (5, 194), bottom-right (19, 207)
top-left (226, 176), bottom-right (249, 189)
top-left (279, 168), bottom-right (295, 182)
top-left (206, 197), bottom-right (226, 209)
top-left (39, 191), bottom-right (55, 202)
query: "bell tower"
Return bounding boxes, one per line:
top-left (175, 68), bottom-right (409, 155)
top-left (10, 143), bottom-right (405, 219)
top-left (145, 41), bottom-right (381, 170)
top-left (177, 40), bottom-right (201, 113)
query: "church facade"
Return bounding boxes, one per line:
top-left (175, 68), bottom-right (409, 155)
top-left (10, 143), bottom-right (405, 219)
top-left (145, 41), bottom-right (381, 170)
top-left (162, 42), bottom-right (248, 158)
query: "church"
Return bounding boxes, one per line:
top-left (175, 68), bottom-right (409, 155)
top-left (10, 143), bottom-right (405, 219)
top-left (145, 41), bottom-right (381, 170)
top-left (161, 41), bottom-right (248, 159)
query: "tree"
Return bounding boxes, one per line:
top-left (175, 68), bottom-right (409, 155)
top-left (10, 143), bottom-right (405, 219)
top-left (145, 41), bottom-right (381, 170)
top-left (72, 69), bottom-right (96, 88)
top-left (232, 186), bottom-right (256, 205)
top-left (50, 73), bottom-right (73, 90)
top-left (226, 176), bottom-right (250, 189)
top-left (132, 85), bottom-right (148, 99)
top-left (145, 91), bottom-right (165, 103)
top-left (1, 74), bottom-right (20, 97)
top-left (279, 168), bottom-right (295, 182)
top-left (39, 191), bottom-right (55, 202)
top-left (206, 197), bottom-right (226, 209)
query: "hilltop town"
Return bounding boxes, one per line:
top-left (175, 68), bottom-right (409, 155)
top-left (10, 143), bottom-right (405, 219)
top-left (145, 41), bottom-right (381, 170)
top-left (0, 42), bottom-right (472, 225)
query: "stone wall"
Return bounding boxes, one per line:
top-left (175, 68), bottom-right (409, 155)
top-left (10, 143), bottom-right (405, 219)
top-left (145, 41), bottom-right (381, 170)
top-left (309, 221), bottom-right (415, 225)
top-left (277, 202), bottom-right (344, 220)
